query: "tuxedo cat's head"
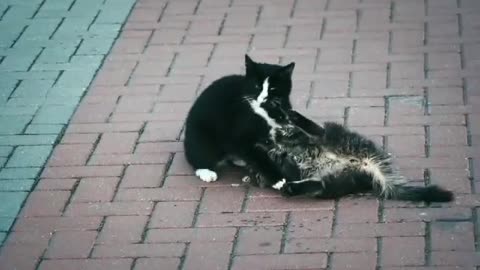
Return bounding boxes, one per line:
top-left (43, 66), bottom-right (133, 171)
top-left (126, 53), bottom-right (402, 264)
top-left (244, 54), bottom-right (295, 109)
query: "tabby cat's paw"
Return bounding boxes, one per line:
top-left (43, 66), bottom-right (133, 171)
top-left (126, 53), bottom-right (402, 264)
top-left (195, 169), bottom-right (218, 182)
top-left (272, 179), bottom-right (286, 190)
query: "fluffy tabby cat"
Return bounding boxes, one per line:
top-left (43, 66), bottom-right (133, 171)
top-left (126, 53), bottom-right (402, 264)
top-left (184, 55), bottom-right (296, 183)
top-left (250, 104), bottom-right (454, 203)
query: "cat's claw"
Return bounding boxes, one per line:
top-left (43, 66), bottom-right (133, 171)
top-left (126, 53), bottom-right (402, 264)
top-left (272, 179), bottom-right (286, 190)
top-left (195, 169), bottom-right (218, 182)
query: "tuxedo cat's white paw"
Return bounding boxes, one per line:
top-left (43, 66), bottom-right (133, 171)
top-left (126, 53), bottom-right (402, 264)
top-left (272, 179), bottom-right (286, 190)
top-left (195, 169), bottom-right (218, 182)
top-left (242, 176), bottom-right (250, 183)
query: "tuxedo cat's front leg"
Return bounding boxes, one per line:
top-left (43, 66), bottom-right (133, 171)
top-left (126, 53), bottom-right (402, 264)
top-left (275, 178), bottom-right (326, 197)
top-left (237, 145), bottom-right (290, 188)
top-left (288, 110), bottom-right (325, 137)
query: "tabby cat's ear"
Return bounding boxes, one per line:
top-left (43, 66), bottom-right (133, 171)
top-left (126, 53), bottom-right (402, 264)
top-left (279, 62), bottom-right (295, 77)
top-left (245, 54), bottom-right (257, 76)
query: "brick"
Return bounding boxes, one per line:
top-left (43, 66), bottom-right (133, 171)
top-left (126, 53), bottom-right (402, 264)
top-left (0, 244), bottom-right (44, 270)
top-left (0, 217), bottom-right (15, 231)
top-left (232, 253), bottom-right (328, 270)
top-left (33, 105), bottom-right (76, 124)
top-left (41, 166), bottom-right (124, 178)
top-left (236, 226), bottom-right (283, 255)
top-left (431, 222), bottom-right (475, 251)
top-left (285, 237), bottom-right (377, 253)
top-left (388, 96), bottom-right (425, 115)
top-left (334, 222), bottom-right (425, 238)
top-left (4, 230), bottom-right (53, 246)
top-left (0, 135), bottom-right (57, 146)
top-left (0, 192), bottom-right (27, 217)
top-left (88, 152), bottom-right (170, 166)
top-left (157, 84), bottom-right (198, 102)
top-left (13, 216), bottom-right (102, 232)
top-left (331, 252), bottom-right (377, 270)
top-left (116, 96), bottom-right (156, 113)
top-left (38, 259), bottom-right (133, 270)
top-left (0, 116), bottom-right (31, 135)
top-left (138, 121), bottom-right (183, 142)
top-left (200, 187), bottom-right (246, 213)
top-left (336, 198), bottom-right (379, 223)
top-left (429, 87), bottom-right (464, 105)
top-left (134, 258), bottom-right (180, 270)
top-left (167, 153), bottom-right (194, 175)
top-left (348, 107), bottom-right (385, 126)
top-left (36, 178), bottom-right (77, 190)
top-left (390, 61), bottom-right (424, 80)
top-left (6, 145), bottom-right (53, 168)
top-left (48, 144), bottom-right (94, 166)
top-left (97, 216), bottom-right (149, 244)
top-left (183, 242), bottom-right (232, 270)
top-left (388, 135), bottom-right (426, 157)
top-left (246, 196), bottom-right (334, 212)
top-left (288, 211), bottom-right (333, 238)
top-left (120, 164), bottom-right (165, 188)
top-left (430, 126), bottom-right (468, 146)
top-left (72, 177), bottom-right (119, 203)
top-left (145, 227), bottom-right (237, 243)
top-left (65, 202), bottom-right (154, 216)
top-left (0, 167), bottom-right (41, 179)
top-left (382, 237), bottom-right (425, 266)
top-left (429, 168), bottom-right (471, 194)
top-left (25, 124), bottom-right (64, 134)
top-left (383, 207), bottom-right (472, 222)
top-left (61, 133), bottom-right (99, 144)
top-left (135, 142), bottom-right (183, 153)
top-left (428, 52), bottom-right (461, 69)
top-left (352, 71), bottom-right (387, 89)
top-left (196, 212), bottom-right (287, 227)
top-left (92, 243), bottom-right (185, 258)
top-left (95, 132), bottom-right (138, 154)
top-left (115, 187), bottom-right (202, 201)
top-left (20, 191), bottom-right (70, 217)
top-left (0, 179), bottom-right (35, 191)
top-left (66, 123), bottom-right (143, 133)
top-left (311, 78), bottom-right (348, 98)
top-left (149, 201), bottom-right (198, 228)
top-left (71, 103), bottom-right (115, 123)
top-left (430, 251), bottom-right (480, 266)
top-left (45, 231), bottom-right (97, 259)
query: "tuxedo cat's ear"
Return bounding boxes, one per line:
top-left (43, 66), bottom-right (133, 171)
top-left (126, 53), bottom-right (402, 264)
top-left (279, 62), bottom-right (295, 77)
top-left (245, 54), bottom-right (257, 76)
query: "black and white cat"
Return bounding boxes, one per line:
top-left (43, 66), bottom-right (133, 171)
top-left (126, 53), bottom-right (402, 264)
top-left (251, 105), bottom-right (454, 203)
top-left (184, 55), bottom-right (296, 184)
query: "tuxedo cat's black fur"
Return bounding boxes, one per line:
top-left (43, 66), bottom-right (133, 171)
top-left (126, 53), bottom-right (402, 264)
top-left (184, 55), bottom-right (296, 184)
top-left (251, 106), bottom-right (454, 203)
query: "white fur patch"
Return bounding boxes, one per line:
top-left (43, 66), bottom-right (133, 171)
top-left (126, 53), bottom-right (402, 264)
top-left (195, 169), bottom-right (218, 182)
top-left (232, 159), bottom-right (247, 167)
top-left (258, 77), bottom-right (270, 104)
top-left (248, 77), bottom-right (281, 138)
top-left (272, 179), bottom-right (286, 190)
top-left (361, 158), bottom-right (387, 192)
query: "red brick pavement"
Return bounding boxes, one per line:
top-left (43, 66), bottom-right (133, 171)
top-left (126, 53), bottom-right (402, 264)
top-left (2, 0), bottom-right (480, 269)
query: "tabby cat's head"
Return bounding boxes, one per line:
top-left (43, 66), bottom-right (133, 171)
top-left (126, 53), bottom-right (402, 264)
top-left (244, 54), bottom-right (295, 109)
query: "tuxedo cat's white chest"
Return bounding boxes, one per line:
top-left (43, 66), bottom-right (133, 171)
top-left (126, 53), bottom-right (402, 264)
top-left (248, 77), bottom-right (281, 139)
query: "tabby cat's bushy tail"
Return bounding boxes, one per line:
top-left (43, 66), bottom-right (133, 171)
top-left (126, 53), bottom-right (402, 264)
top-left (380, 185), bottom-right (454, 202)
top-left (362, 157), bottom-right (454, 203)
